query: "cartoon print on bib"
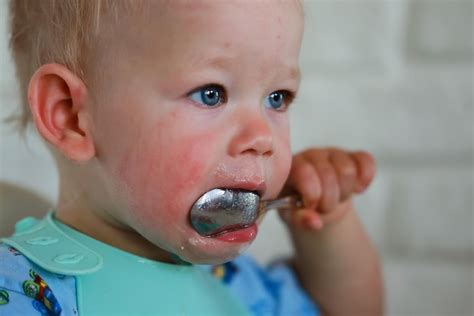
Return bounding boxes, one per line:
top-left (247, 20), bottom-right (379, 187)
top-left (8, 246), bottom-right (22, 256)
top-left (0, 290), bottom-right (9, 305)
top-left (22, 269), bottom-right (62, 316)
top-left (212, 261), bottom-right (238, 284)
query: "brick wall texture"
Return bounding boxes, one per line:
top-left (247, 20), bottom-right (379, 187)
top-left (1, 1), bottom-right (472, 315)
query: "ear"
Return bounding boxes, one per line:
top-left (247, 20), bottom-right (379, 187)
top-left (28, 63), bottom-right (95, 162)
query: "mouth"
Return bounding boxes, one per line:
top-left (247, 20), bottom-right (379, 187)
top-left (209, 223), bottom-right (258, 243)
top-left (205, 223), bottom-right (252, 237)
top-left (189, 181), bottom-right (266, 238)
top-left (215, 180), bottom-right (267, 199)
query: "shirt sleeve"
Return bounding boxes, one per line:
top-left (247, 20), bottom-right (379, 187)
top-left (209, 255), bottom-right (320, 316)
top-left (0, 243), bottom-right (78, 316)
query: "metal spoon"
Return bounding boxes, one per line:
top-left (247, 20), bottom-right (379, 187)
top-left (189, 188), bottom-right (302, 237)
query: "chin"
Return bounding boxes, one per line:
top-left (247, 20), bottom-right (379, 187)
top-left (174, 236), bottom-right (253, 265)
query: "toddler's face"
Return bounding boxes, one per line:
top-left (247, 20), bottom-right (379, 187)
top-left (89, 1), bottom-right (303, 263)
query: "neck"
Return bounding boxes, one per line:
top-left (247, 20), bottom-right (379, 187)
top-left (55, 195), bottom-right (175, 264)
top-left (54, 159), bottom-right (176, 264)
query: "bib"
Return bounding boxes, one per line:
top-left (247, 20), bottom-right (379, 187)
top-left (2, 213), bottom-right (249, 315)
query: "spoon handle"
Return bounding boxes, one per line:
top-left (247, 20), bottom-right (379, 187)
top-left (262, 195), bottom-right (303, 212)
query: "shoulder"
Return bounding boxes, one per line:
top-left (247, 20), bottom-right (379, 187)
top-left (212, 255), bottom-right (320, 316)
top-left (0, 243), bottom-right (78, 315)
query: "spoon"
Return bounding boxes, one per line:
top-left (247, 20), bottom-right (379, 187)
top-left (189, 188), bottom-right (302, 237)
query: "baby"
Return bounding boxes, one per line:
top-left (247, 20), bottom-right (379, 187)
top-left (0, 0), bottom-right (383, 315)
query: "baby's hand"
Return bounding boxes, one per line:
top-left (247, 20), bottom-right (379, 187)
top-left (281, 148), bottom-right (376, 230)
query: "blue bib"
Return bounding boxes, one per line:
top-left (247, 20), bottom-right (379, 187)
top-left (2, 213), bottom-right (249, 315)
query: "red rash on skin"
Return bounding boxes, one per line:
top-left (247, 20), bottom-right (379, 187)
top-left (115, 113), bottom-right (215, 224)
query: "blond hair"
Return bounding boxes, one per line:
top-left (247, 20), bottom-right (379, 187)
top-left (8, 0), bottom-right (136, 133)
top-left (8, 0), bottom-right (302, 133)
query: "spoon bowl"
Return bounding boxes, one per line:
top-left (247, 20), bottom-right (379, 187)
top-left (189, 188), bottom-right (301, 237)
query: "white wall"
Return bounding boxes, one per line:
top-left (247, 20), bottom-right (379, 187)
top-left (1, 1), bottom-right (473, 315)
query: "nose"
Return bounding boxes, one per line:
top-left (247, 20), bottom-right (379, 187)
top-left (228, 107), bottom-right (274, 157)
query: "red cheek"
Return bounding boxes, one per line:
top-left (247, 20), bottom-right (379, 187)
top-left (113, 125), bottom-right (221, 226)
top-left (174, 142), bottom-right (207, 188)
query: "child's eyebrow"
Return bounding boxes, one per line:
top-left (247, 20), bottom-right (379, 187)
top-left (188, 54), bottom-right (301, 82)
top-left (287, 67), bottom-right (301, 82)
top-left (187, 54), bottom-right (236, 72)
top-left (275, 65), bottom-right (301, 86)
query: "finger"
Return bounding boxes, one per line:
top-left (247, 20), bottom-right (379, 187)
top-left (279, 208), bottom-right (292, 224)
top-left (286, 155), bottom-right (322, 209)
top-left (305, 152), bottom-right (340, 214)
top-left (292, 208), bottom-right (324, 230)
top-left (352, 150), bottom-right (377, 193)
top-left (329, 149), bottom-right (357, 201)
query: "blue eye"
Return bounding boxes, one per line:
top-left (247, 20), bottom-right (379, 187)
top-left (189, 85), bottom-right (225, 107)
top-left (265, 90), bottom-right (289, 111)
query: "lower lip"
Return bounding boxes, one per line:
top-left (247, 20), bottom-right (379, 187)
top-left (213, 224), bottom-right (258, 243)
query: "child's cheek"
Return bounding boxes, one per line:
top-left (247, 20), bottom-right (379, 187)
top-left (114, 123), bottom-right (220, 235)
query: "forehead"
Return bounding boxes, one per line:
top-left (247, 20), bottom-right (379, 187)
top-left (95, 0), bottom-right (303, 85)
top-left (140, 1), bottom-right (303, 46)
top-left (127, 2), bottom-right (300, 43)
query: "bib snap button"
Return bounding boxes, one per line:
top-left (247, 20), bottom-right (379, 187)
top-left (26, 236), bottom-right (59, 246)
top-left (54, 253), bottom-right (85, 264)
